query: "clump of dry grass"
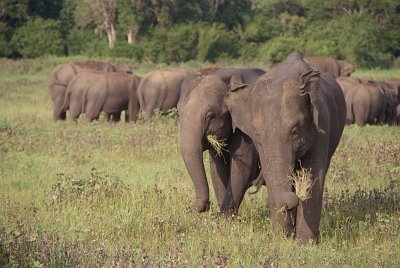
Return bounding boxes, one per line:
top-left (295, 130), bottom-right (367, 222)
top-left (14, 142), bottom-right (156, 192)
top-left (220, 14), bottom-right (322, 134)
top-left (291, 168), bottom-right (314, 202)
top-left (207, 134), bottom-right (228, 157)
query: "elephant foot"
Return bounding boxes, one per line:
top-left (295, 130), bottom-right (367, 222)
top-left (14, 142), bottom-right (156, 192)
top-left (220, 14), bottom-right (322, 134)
top-left (196, 200), bottom-right (210, 213)
top-left (271, 208), bottom-right (296, 237)
top-left (296, 230), bottom-right (319, 244)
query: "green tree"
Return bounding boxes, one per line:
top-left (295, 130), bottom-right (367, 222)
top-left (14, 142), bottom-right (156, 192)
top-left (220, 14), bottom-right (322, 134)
top-left (74, 0), bottom-right (116, 49)
top-left (11, 17), bottom-right (64, 58)
top-left (116, 0), bottom-right (143, 44)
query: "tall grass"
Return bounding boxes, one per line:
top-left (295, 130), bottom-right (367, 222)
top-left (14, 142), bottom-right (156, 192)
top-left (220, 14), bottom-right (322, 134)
top-left (0, 58), bottom-right (399, 267)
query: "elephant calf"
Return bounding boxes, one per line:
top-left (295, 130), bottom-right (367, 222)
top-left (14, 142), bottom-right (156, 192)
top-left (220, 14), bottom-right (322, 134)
top-left (178, 74), bottom-right (260, 212)
top-left (63, 72), bottom-right (141, 122)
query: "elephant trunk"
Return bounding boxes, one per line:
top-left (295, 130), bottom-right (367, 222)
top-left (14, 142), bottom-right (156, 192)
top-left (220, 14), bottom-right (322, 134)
top-left (180, 125), bottom-right (210, 212)
top-left (263, 151), bottom-right (299, 210)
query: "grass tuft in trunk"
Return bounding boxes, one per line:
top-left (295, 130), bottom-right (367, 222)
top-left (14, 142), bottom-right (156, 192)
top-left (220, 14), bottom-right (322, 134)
top-left (291, 168), bottom-right (313, 202)
top-left (207, 134), bottom-right (228, 157)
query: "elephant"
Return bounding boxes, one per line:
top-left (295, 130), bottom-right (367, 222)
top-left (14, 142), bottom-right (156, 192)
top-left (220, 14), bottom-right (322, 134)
top-left (336, 77), bottom-right (362, 97)
top-left (345, 81), bottom-right (388, 126)
top-left (178, 74), bottom-right (260, 212)
top-left (138, 68), bottom-right (190, 119)
top-left (62, 72), bottom-right (141, 122)
top-left (215, 67), bottom-right (266, 85)
top-left (48, 61), bottom-right (132, 121)
top-left (338, 60), bottom-right (355, 77)
top-left (222, 53), bottom-right (346, 243)
top-left (304, 56), bottom-right (341, 78)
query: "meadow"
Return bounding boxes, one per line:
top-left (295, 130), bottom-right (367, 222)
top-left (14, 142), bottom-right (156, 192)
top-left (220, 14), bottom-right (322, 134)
top-left (0, 58), bottom-right (399, 267)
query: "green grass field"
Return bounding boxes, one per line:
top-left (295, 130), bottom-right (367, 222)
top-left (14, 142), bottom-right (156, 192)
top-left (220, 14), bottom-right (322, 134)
top-left (0, 58), bottom-right (399, 267)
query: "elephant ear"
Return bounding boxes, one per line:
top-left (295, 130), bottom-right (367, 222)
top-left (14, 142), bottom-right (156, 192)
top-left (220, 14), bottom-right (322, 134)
top-left (225, 82), bottom-right (255, 140)
top-left (299, 68), bottom-right (325, 134)
top-left (229, 73), bottom-right (249, 92)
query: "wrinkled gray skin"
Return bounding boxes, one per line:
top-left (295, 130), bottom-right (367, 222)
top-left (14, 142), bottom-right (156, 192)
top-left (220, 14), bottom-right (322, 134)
top-left (345, 81), bottom-right (388, 126)
top-left (215, 67), bottom-right (266, 85)
top-left (63, 72), bottom-right (140, 122)
top-left (178, 73), bottom-right (262, 213)
top-left (138, 68), bottom-right (190, 118)
top-left (48, 61), bottom-right (131, 121)
top-left (224, 53), bottom-right (346, 243)
top-left (304, 56), bottom-right (341, 78)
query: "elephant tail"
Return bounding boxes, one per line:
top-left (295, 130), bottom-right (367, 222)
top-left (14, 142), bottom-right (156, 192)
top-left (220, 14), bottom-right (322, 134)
top-left (346, 102), bottom-right (355, 125)
top-left (248, 172), bottom-right (264, 195)
top-left (62, 88), bottom-right (71, 112)
top-left (138, 87), bottom-right (145, 114)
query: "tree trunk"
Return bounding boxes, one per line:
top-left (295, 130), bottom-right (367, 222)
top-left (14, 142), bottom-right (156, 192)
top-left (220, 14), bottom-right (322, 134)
top-left (127, 28), bottom-right (133, 44)
top-left (107, 24), bottom-right (116, 49)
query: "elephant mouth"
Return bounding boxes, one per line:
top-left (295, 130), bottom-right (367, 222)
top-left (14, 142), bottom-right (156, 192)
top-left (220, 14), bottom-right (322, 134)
top-left (206, 133), bottom-right (228, 157)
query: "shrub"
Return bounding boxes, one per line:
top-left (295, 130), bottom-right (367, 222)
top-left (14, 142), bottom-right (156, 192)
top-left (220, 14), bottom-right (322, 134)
top-left (197, 23), bottom-right (237, 62)
top-left (259, 35), bottom-right (305, 64)
top-left (11, 17), bottom-right (64, 58)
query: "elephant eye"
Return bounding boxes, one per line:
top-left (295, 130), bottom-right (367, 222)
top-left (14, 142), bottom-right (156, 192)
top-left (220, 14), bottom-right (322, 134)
top-left (205, 111), bottom-right (214, 121)
top-left (291, 127), bottom-right (300, 138)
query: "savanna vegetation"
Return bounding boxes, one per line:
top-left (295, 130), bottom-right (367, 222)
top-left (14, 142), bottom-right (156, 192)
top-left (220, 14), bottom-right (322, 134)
top-left (0, 57), bottom-right (399, 267)
top-left (1, 0), bottom-right (400, 68)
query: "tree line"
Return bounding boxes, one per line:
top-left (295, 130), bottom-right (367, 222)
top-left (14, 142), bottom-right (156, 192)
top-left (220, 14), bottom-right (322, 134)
top-left (1, 0), bottom-right (399, 68)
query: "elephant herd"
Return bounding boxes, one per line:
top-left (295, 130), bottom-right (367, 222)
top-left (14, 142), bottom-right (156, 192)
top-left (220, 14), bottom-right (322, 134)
top-left (46, 54), bottom-right (396, 244)
top-left (337, 77), bottom-right (400, 126)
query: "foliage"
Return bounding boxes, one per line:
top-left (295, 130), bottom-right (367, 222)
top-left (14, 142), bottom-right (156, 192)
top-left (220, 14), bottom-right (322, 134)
top-left (11, 17), bottom-right (64, 58)
top-left (0, 0), bottom-right (400, 67)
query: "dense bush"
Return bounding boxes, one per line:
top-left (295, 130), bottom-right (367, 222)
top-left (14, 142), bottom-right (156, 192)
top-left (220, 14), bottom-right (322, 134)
top-left (1, 0), bottom-right (399, 68)
top-left (11, 17), bottom-right (64, 58)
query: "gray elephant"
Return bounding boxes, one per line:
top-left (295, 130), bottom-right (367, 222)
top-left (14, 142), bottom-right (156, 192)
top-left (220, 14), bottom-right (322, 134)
top-left (48, 61), bottom-right (131, 121)
top-left (223, 53), bottom-right (346, 243)
top-left (138, 68), bottom-right (190, 119)
top-left (304, 56), bottom-right (341, 78)
top-left (345, 81), bottom-right (388, 126)
top-left (178, 71), bottom-right (264, 213)
top-left (63, 72), bottom-right (141, 122)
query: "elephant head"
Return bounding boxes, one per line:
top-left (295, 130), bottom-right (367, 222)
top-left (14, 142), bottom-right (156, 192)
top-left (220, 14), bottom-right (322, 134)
top-left (178, 75), bottom-right (232, 212)
top-left (338, 60), bottom-right (355, 77)
top-left (225, 53), bottom-right (346, 242)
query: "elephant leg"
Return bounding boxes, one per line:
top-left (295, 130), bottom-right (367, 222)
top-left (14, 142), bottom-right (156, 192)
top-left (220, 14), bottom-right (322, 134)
top-left (54, 93), bottom-right (67, 120)
top-left (85, 99), bottom-right (103, 122)
top-left (353, 104), bottom-right (368, 126)
top-left (127, 100), bottom-right (140, 123)
top-left (68, 99), bottom-right (82, 121)
top-left (267, 186), bottom-right (296, 238)
top-left (111, 112), bottom-right (121, 122)
top-left (105, 113), bottom-right (112, 122)
top-left (143, 99), bottom-right (157, 119)
top-left (209, 150), bottom-right (230, 208)
top-left (124, 111), bottom-right (129, 122)
top-left (220, 130), bottom-right (259, 214)
top-left (295, 148), bottom-right (328, 244)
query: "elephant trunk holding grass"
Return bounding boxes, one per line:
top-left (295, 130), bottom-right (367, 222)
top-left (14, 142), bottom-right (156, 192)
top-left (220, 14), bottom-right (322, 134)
top-left (223, 53), bottom-right (346, 243)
